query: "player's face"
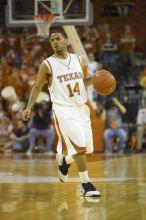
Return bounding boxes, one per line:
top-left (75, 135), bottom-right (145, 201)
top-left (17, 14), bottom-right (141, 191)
top-left (50, 33), bottom-right (67, 52)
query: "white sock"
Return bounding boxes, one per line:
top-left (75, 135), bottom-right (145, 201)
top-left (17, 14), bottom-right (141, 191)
top-left (79, 171), bottom-right (90, 183)
top-left (65, 155), bottom-right (75, 164)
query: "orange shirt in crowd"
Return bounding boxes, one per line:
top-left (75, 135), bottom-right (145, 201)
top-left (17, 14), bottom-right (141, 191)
top-left (2, 66), bottom-right (24, 99)
top-left (8, 34), bottom-right (21, 53)
top-left (21, 50), bottom-right (32, 66)
top-left (119, 32), bottom-right (136, 51)
top-left (98, 30), bottom-right (110, 50)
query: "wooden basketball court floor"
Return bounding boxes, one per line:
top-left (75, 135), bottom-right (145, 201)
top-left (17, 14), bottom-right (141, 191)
top-left (0, 153), bottom-right (146, 220)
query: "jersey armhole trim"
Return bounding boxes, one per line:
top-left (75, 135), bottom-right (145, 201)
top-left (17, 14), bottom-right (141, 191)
top-left (76, 55), bottom-right (84, 73)
top-left (45, 59), bottom-right (53, 75)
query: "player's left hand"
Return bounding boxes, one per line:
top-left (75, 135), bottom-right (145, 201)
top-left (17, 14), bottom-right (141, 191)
top-left (22, 109), bottom-right (31, 121)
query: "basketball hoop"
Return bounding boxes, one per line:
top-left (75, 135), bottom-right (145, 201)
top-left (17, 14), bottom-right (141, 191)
top-left (33, 13), bottom-right (56, 38)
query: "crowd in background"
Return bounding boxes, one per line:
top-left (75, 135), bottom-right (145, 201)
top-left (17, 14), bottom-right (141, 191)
top-left (0, 22), bottom-right (146, 154)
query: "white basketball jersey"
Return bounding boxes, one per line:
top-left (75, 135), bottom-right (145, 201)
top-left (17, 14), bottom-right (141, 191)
top-left (44, 53), bottom-right (87, 106)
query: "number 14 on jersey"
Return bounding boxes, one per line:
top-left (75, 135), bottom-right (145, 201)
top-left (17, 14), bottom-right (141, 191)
top-left (66, 82), bottom-right (80, 97)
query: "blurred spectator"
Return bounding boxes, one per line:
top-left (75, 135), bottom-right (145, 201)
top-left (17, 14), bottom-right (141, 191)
top-left (136, 102), bottom-right (146, 152)
top-left (82, 27), bottom-right (98, 54)
top-left (1, 86), bottom-right (24, 122)
top-left (98, 24), bottom-right (111, 52)
top-left (27, 101), bottom-right (54, 155)
top-left (21, 49), bottom-right (32, 68)
top-left (7, 32), bottom-right (21, 52)
top-left (0, 101), bottom-right (5, 119)
top-left (104, 97), bottom-right (127, 153)
top-left (0, 116), bottom-right (13, 152)
top-left (0, 29), bottom-right (7, 60)
top-left (100, 32), bottom-right (118, 73)
top-left (10, 119), bottom-right (29, 152)
top-left (139, 66), bottom-right (146, 106)
top-left (11, 101), bottom-right (25, 127)
top-left (25, 67), bottom-right (37, 96)
top-left (119, 25), bottom-right (136, 73)
top-left (0, 66), bottom-right (3, 91)
top-left (88, 53), bottom-right (102, 76)
top-left (7, 32), bottom-right (21, 67)
top-left (119, 25), bottom-right (136, 51)
top-left (2, 66), bottom-right (25, 99)
top-left (31, 37), bottom-right (44, 59)
top-left (2, 65), bottom-right (12, 87)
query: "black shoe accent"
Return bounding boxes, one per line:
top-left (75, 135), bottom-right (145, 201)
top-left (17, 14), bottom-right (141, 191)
top-left (82, 182), bottom-right (99, 197)
top-left (59, 156), bottom-right (70, 176)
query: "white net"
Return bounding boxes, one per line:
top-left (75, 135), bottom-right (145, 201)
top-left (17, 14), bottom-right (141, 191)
top-left (34, 14), bottom-right (56, 37)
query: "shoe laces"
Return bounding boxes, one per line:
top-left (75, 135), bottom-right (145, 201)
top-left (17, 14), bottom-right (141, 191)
top-left (82, 182), bottom-right (97, 191)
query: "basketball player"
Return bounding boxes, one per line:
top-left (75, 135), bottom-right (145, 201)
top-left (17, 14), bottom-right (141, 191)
top-left (22, 29), bottom-right (100, 197)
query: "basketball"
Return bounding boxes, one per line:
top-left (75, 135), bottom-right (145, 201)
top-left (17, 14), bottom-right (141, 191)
top-left (93, 70), bottom-right (116, 96)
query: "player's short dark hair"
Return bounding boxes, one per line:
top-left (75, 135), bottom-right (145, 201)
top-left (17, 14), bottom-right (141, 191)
top-left (49, 27), bottom-right (67, 39)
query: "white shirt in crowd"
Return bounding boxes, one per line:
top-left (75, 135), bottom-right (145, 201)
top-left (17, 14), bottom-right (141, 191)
top-left (137, 108), bottom-right (146, 125)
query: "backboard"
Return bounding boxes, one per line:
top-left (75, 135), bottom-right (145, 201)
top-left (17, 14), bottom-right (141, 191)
top-left (5, 0), bottom-right (93, 27)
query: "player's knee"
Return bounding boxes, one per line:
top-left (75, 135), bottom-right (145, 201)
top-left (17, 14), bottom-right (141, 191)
top-left (86, 152), bottom-right (94, 162)
top-left (86, 148), bottom-right (94, 154)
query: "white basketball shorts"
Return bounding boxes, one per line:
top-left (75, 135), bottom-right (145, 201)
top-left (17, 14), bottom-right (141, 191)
top-left (53, 103), bottom-right (94, 155)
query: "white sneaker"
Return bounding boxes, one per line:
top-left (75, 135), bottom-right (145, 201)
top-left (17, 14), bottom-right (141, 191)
top-left (80, 196), bottom-right (101, 207)
top-left (82, 196), bottom-right (101, 203)
top-left (26, 150), bottom-right (32, 156)
top-left (44, 150), bottom-right (55, 156)
top-left (80, 182), bottom-right (101, 197)
top-left (56, 154), bottom-right (70, 182)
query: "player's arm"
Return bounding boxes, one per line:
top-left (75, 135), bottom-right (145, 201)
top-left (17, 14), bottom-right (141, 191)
top-left (22, 63), bottom-right (51, 121)
top-left (78, 55), bottom-right (98, 87)
top-left (78, 56), bottom-right (95, 87)
top-left (83, 76), bottom-right (94, 87)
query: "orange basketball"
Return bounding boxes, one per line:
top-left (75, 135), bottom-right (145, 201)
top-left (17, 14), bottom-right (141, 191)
top-left (93, 70), bottom-right (116, 96)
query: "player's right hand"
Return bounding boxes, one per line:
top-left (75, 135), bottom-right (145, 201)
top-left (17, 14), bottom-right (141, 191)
top-left (22, 109), bottom-right (31, 121)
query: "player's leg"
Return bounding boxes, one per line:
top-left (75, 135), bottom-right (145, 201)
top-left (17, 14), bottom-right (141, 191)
top-left (56, 149), bottom-right (71, 182)
top-left (53, 105), bottom-right (100, 197)
top-left (73, 152), bottom-right (100, 197)
top-left (75, 120), bottom-right (101, 197)
top-left (54, 114), bottom-right (74, 182)
top-left (53, 106), bottom-right (86, 181)
top-left (56, 124), bottom-right (86, 183)
top-left (58, 114), bottom-right (101, 196)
